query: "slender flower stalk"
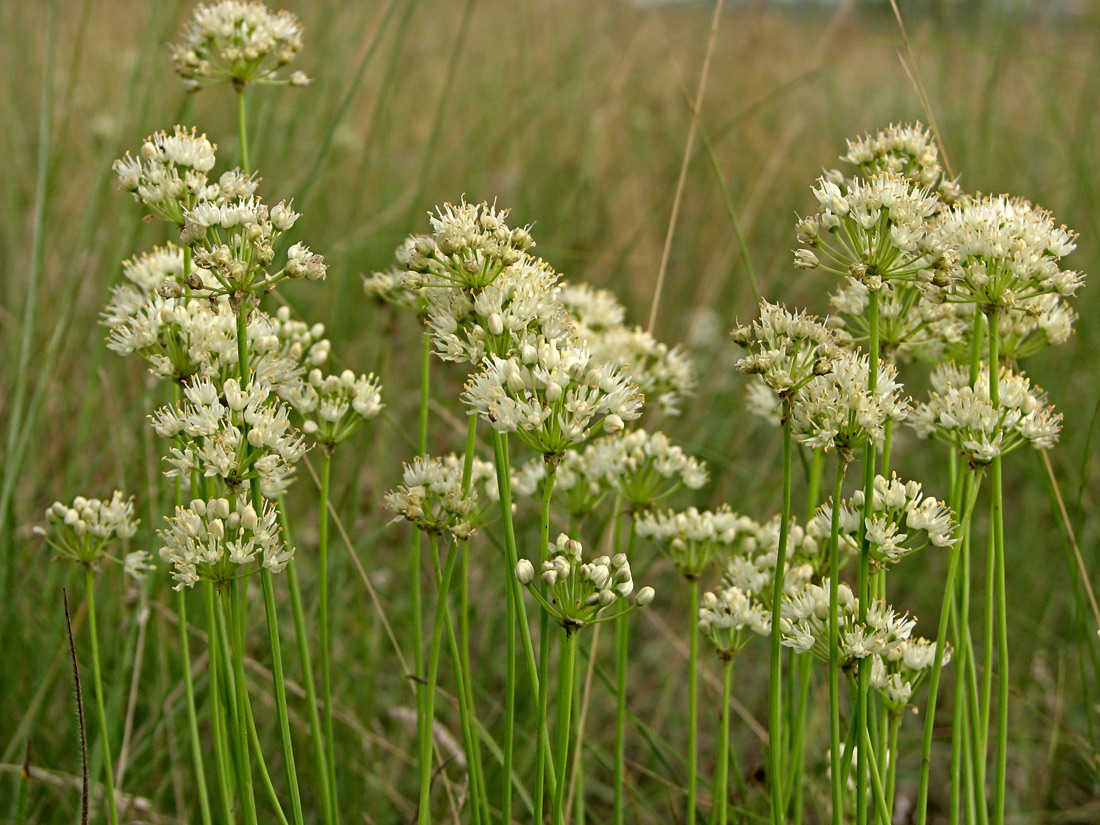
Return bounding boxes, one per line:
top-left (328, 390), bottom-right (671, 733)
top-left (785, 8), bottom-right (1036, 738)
top-left (534, 460), bottom-right (559, 825)
top-left (712, 654), bottom-right (735, 825)
top-left (84, 570), bottom-right (120, 825)
top-left (554, 628), bottom-right (579, 825)
top-left (988, 311), bottom-right (1009, 823)
top-left (827, 457), bottom-right (849, 825)
top-left (771, 407), bottom-right (794, 824)
top-left (612, 504), bottom-right (632, 825)
top-left (316, 451), bottom-right (338, 817)
top-left (203, 582), bottom-right (236, 825)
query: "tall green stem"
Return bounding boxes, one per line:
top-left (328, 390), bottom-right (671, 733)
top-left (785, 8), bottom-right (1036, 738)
top-left (411, 330), bottom-right (430, 821)
top-left (177, 590), bottom-right (214, 825)
top-left (418, 535), bottom-right (459, 825)
top-left (261, 569), bottom-right (304, 825)
top-left (554, 629), bottom-right (578, 825)
top-left (770, 409), bottom-right (794, 824)
top-left (827, 458), bottom-right (849, 825)
top-left (687, 577), bottom-right (701, 825)
top-left (613, 506), bottom-right (635, 825)
top-left (317, 451), bottom-right (338, 819)
top-left (712, 656), bottom-right (734, 825)
top-left (236, 86), bottom-right (251, 174)
top-left (204, 583), bottom-right (237, 825)
top-left (988, 311), bottom-right (1008, 824)
top-left (535, 460), bottom-right (559, 825)
top-left (85, 570), bottom-right (119, 825)
top-left (227, 582), bottom-right (259, 825)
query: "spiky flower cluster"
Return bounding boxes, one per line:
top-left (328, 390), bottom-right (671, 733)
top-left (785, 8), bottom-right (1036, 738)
top-left (870, 637), bottom-right (950, 711)
top-left (731, 302), bottom-right (840, 398)
top-left (584, 325), bottom-right (696, 417)
top-left (583, 429), bottom-right (707, 508)
top-left (796, 172), bottom-right (955, 295)
top-left (463, 338), bottom-right (643, 457)
top-left (515, 533), bottom-right (654, 630)
top-left (780, 581), bottom-right (917, 667)
top-left (909, 363), bottom-right (1062, 463)
top-left (40, 492), bottom-right (146, 575)
top-left (152, 377), bottom-right (308, 496)
top-left (280, 368), bottom-right (383, 448)
top-left (114, 127), bottom-right (256, 225)
top-left (401, 201), bottom-right (535, 293)
top-left (698, 586), bottom-right (770, 658)
top-left (790, 349), bottom-right (908, 454)
top-left (558, 282), bottom-right (627, 331)
top-left (933, 195), bottom-right (1083, 315)
top-left (426, 254), bottom-right (570, 364)
top-left (840, 122), bottom-right (960, 203)
top-left (635, 505), bottom-right (746, 579)
top-left (811, 474), bottom-right (957, 568)
top-left (171, 0), bottom-right (308, 90)
top-left (383, 454), bottom-right (494, 540)
top-left (158, 496), bottom-right (290, 589)
top-left (362, 266), bottom-right (425, 314)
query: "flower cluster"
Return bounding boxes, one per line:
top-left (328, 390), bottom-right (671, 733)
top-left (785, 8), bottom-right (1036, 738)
top-left (584, 324), bottom-right (696, 417)
top-left (839, 122), bottom-right (960, 203)
top-left (583, 429), bottom-right (707, 508)
top-left (870, 637), bottom-right (950, 711)
top-left (811, 474), bottom-right (957, 567)
top-left (780, 581), bottom-right (917, 667)
top-left (463, 338), bottom-right (643, 456)
top-left (40, 492), bottom-right (146, 575)
top-left (383, 454), bottom-right (494, 540)
top-left (698, 586), bottom-right (770, 658)
top-left (158, 496), bottom-right (290, 589)
top-left (909, 362), bottom-right (1062, 463)
top-left (515, 533), bottom-right (654, 630)
top-left (152, 377), bottom-right (308, 496)
top-left (280, 368), bottom-right (383, 448)
top-left (731, 302), bottom-right (840, 398)
top-left (635, 505), bottom-right (747, 579)
top-left (171, 0), bottom-right (308, 90)
top-left (790, 349), bottom-right (908, 454)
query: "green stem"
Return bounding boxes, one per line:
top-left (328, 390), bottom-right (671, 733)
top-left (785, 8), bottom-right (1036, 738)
top-left (227, 582), bottom-right (259, 825)
top-left (805, 447), bottom-right (826, 521)
top-left (613, 505), bottom-right (634, 825)
top-left (787, 654), bottom-right (812, 825)
top-left (439, 573), bottom-right (483, 825)
top-left (687, 577), bottom-right (700, 825)
top-left (535, 460), bottom-right (559, 824)
top-left (317, 451), bottom-right (339, 819)
top-left (261, 569), bottom-right (304, 825)
top-left (203, 583), bottom-right (237, 825)
top-left (411, 331), bottom-right (430, 823)
top-left (554, 629), bottom-right (578, 825)
top-left (712, 656), bottom-right (734, 825)
top-left (85, 570), bottom-right (119, 825)
top-left (827, 458), bottom-right (849, 825)
top-left (917, 469), bottom-right (977, 824)
top-left (770, 409), bottom-right (794, 825)
top-left (419, 534), bottom-right (459, 825)
top-left (284, 554), bottom-right (333, 825)
top-left (886, 713), bottom-right (901, 815)
top-left (177, 589), bottom-right (214, 825)
top-left (236, 86), bottom-right (251, 174)
top-left (988, 312), bottom-right (1008, 824)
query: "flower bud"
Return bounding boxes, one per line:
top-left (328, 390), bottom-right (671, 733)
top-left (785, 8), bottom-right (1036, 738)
top-left (515, 559), bottom-right (535, 585)
top-left (636, 586), bottom-right (655, 606)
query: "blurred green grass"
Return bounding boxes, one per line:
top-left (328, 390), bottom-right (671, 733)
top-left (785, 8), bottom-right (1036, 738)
top-left (3, 0), bottom-right (1100, 821)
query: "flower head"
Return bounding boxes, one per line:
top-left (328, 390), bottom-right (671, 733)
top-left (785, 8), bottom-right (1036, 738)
top-left (40, 492), bottom-right (142, 573)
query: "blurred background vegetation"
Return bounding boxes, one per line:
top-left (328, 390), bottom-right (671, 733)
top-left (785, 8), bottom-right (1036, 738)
top-left (3, 0), bottom-right (1100, 821)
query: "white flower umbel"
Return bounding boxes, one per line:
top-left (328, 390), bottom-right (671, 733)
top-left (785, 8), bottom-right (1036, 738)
top-left (583, 429), bottom-right (707, 509)
top-left (152, 376), bottom-right (307, 496)
top-left (383, 454), bottom-right (493, 540)
top-left (171, 0), bottom-right (307, 90)
top-left (840, 122), bottom-right (961, 204)
top-left (698, 586), bottom-right (771, 657)
top-left (463, 337), bottom-right (643, 458)
top-left (400, 200), bottom-right (534, 293)
top-left (363, 266), bottom-right (425, 314)
top-left (583, 324), bottom-right (696, 417)
top-left (796, 171), bottom-right (957, 298)
top-left (114, 126), bottom-right (253, 225)
top-left (516, 533), bottom-right (653, 631)
top-left (635, 505), bottom-right (746, 580)
top-left (909, 362), bottom-right (1062, 464)
top-left (870, 637), bottom-right (951, 711)
top-left (790, 348), bottom-right (908, 454)
top-left (40, 492), bottom-right (144, 574)
top-left (731, 301), bottom-right (840, 398)
top-left (932, 194), bottom-right (1084, 316)
top-left (811, 473), bottom-right (957, 568)
top-left (780, 580), bottom-right (916, 667)
top-left (427, 253), bottom-right (570, 364)
top-left (158, 496), bottom-right (290, 590)
top-left (282, 368), bottom-right (383, 449)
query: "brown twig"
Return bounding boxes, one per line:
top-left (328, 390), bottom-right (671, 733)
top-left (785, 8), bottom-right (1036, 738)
top-left (63, 588), bottom-right (89, 825)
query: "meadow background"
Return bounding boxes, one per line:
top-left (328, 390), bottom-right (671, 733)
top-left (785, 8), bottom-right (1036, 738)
top-left (3, 0), bottom-right (1100, 821)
